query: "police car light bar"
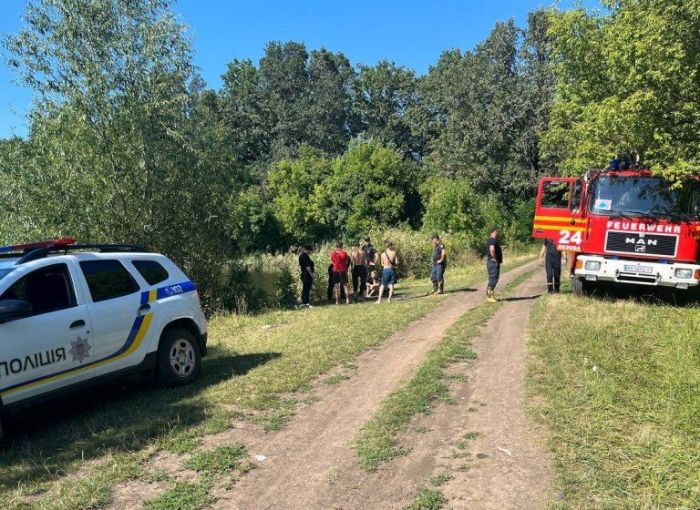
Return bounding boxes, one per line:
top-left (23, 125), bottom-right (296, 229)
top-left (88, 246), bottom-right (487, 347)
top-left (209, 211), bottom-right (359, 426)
top-left (0, 237), bottom-right (77, 254)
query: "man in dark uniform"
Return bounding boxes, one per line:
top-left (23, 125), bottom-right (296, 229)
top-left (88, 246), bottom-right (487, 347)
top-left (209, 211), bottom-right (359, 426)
top-left (539, 238), bottom-right (561, 293)
top-left (485, 227), bottom-right (503, 303)
top-left (298, 245), bottom-right (315, 307)
top-left (430, 234), bottom-right (447, 295)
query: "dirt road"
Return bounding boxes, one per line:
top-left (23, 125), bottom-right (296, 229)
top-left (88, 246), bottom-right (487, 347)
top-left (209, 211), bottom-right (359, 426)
top-left (205, 262), bottom-right (551, 510)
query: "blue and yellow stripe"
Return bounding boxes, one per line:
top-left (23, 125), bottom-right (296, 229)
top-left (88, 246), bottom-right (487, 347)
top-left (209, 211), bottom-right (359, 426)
top-left (0, 280), bottom-right (195, 398)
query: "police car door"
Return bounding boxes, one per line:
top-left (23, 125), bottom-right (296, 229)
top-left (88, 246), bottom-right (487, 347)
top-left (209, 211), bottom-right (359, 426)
top-left (0, 261), bottom-right (95, 406)
top-left (77, 259), bottom-right (147, 377)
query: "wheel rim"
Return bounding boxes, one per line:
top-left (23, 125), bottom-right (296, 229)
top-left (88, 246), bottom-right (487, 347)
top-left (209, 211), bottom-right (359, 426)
top-left (169, 338), bottom-right (196, 377)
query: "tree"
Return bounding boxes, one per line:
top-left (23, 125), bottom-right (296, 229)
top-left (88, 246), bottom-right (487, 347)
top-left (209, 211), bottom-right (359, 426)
top-left (267, 145), bottom-right (333, 244)
top-left (352, 61), bottom-right (423, 158)
top-left (513, 9), bottom-right (557, 183)
top-left (2, 0), bottom-right (246, 304)
top-left (307, 48), bottom-right (355, 155)
top-left (420, 177), bottom-right (507, 249)
top-left (312, 140), bottom-right (422, 238)
top-left (422, 17), bottom-right (555, 205)
top-left (220, 59), bottom-right (270, 165)
top-left (258, 41), bottom-right (312, 160)
top-left (423, 21), bottom-right (521, 197)
top-left (544, 1), bottom-right (700, 178)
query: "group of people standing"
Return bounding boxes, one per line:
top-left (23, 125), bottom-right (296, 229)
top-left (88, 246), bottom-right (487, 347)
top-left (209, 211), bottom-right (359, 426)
top-left (322, 238), bottom-right (401, 305)
top-left (297, 226), bottom-right (565, 310)
top-left (297, 230), bottom-right (504, 307)
top-left (297, 237), bottom-right (390, 307)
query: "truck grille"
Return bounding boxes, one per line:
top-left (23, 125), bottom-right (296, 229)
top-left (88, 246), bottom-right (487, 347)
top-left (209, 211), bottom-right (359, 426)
top-left (605, 231), bottom-right (677, 257)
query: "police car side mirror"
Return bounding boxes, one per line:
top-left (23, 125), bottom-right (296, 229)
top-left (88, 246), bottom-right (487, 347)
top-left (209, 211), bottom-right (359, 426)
top-left (0, 299), bottom-right (33, 324)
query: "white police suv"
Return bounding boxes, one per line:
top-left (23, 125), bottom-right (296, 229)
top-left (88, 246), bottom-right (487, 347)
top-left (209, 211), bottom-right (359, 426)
top-left (0, 238), bottom-right (207, 437)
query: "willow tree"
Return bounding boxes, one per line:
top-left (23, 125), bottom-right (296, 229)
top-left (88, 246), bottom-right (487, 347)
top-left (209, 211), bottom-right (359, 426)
top-left (3, 0), bottom-right (244, 304)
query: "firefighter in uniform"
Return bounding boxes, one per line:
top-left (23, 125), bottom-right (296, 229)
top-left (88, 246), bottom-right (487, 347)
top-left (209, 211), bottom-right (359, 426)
top-left (540, 238), bottom-right (561, 293)
top-left (485, 227), bottom-right (502, 303)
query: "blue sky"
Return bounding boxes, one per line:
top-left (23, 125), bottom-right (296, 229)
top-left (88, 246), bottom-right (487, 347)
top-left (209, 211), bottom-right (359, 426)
top-left (0, 0), bottom-right (600, 138)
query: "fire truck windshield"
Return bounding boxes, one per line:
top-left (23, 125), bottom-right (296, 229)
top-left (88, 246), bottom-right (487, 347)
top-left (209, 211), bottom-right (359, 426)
top-left (589, 176), bottom-right (700, 220)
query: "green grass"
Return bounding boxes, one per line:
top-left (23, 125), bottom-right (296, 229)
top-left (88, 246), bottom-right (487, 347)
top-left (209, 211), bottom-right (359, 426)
top-left (429, 472), bottom-right (453, 487)
top-left (404, 488), bottom-right (448, 510)
top-left (144, 480), bottom-right (215, 510)
top-left (0, 251), bottom-right (535, 510)
top-left (183, 444), bottom-right (251, 477)
top-left (353, 270), bottom-right (534, 471)
top-left (528, 294), bottom-right (700, 509)
top-left (325, 373), bottom-right (350, 385)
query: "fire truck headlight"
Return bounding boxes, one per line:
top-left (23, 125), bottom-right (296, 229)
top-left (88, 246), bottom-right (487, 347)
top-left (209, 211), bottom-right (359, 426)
top-left (584, 261), bottom-right (602, 271)
top-left (674, 268), bottom-right (693, 279)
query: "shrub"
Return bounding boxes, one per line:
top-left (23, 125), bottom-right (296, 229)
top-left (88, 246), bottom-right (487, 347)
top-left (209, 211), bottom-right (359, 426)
top-left (275, 265), bottom-right (298, 308)
top-left (218, 263), bottom-right (269, 314)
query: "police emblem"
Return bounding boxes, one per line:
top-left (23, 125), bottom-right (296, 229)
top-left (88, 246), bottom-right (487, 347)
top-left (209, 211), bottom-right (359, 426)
top-left (69, 336), bottom-right (92, 363)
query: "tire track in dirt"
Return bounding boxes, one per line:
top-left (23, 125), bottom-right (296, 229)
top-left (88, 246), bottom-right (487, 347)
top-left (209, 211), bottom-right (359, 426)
top-left (321, 271), bottom-right (552, 510)
top-left (208, 261), bottom-right (538, 510)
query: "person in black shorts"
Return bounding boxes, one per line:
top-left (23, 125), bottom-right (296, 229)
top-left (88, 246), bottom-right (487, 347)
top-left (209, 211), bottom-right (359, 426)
top-left (363, 237), bottom-right (377, 271)
top-left (351, 240), bottom-right (367, 298)
top-left (330, 241), bottom-right (351, 305)
top-left (298, 245), bottom-right (314, 307)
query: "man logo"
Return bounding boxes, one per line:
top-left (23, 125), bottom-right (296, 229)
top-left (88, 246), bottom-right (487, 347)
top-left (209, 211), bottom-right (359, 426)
top-left (635, 244), bottom-right (646, 253)
top-left (625, 237), bottom-right (658, 247)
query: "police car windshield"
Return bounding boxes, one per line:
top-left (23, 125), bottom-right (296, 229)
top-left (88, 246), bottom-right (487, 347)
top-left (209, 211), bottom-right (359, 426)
top-left (590, 176), bottom-right (700, 220)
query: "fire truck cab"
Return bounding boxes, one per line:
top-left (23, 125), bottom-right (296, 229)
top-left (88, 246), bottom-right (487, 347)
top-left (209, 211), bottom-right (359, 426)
top-left (532, 169), bottom-right (700, 295)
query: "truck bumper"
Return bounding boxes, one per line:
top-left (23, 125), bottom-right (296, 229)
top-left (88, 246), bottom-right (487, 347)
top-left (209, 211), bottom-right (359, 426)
top-left (574, 255), bottom-right (700, 289)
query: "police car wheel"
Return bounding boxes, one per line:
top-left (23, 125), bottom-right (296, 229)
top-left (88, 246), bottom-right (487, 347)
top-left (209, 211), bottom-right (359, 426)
top-left (156, 328), bottom-right (201, 386)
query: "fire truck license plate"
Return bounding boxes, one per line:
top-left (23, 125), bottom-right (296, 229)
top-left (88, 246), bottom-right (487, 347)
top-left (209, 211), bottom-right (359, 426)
top-left (623, 264), bottom-right (653, 274)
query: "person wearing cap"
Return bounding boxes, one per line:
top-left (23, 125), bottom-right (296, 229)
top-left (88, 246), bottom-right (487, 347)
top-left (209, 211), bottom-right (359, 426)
top-left (429, 234), bottom-right (447, 295)
top-left (485, 227), bottom-right (503, 303)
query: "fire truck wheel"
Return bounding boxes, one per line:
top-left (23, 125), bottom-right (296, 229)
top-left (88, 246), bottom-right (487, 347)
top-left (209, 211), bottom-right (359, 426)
top-left (660, 287), bottom-right (679, 305)
top-left (572, 277), bottom-right (593, 296)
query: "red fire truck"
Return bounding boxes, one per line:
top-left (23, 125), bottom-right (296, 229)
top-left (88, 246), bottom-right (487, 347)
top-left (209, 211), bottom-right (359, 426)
top-left (532, 169), bottom-right (700, 296)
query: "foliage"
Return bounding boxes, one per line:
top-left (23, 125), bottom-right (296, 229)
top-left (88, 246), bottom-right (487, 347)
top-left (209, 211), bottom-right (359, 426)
top-left (421, 11), bottom-right (557, 204)
top-left (269, 140), bottom-right (422, 242)
top-left (420, 177), bottom-right (485, 250)
top-left (267, 145), bottom-right (333, 244)
top-left (353, 61), bottom-right (425, 158)
top-left (1, 0), bottom-right (249, 306)
top-left (313, 140), bottom-right (423, 238)
top-left (420, 177), bottom-right (528, 252)
top-left (545, 1), bottom-right (700, 177)
top-left (275, 264), bottom-right (298, 308)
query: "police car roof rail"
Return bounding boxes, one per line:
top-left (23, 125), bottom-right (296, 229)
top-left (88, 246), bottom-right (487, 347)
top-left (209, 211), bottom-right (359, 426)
top-left (10, 243), bottom-right (150, 265)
